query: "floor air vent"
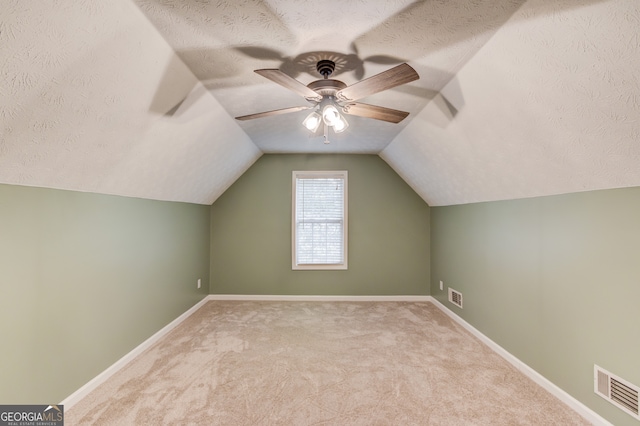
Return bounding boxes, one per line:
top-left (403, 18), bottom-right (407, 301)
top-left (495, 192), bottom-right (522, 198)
top-left (594, 365), bottom-right (640, 420)
top-left (448, 288), bottom-right (463, 309)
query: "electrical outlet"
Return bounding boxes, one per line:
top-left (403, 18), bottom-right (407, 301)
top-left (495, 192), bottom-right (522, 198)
top-left (197, 278), bottom-right (201, 289)
top-left (439, 280), bottom-right (443, 291)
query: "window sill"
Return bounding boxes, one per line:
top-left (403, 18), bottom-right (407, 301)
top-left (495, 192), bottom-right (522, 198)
top-left (293, 263), bottom-right (348, 271)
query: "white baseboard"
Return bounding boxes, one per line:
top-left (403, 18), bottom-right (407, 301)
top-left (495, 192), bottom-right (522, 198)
top-left (60, 296), bottom-right (210, 409)
top-left (205, 294), bottom-right (432, 302)
top-left (428, 297), bottom-right (611, 426)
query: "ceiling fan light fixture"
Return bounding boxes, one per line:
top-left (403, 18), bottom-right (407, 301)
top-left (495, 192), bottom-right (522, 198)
top-left (302, 111), bottom-right (321, 132)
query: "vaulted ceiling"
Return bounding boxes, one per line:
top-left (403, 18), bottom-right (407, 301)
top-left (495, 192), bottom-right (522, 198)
top-left (2, 0), bottom-right (639, 206)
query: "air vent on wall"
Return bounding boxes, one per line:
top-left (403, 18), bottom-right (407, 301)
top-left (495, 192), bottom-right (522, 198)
top-left (448, 288), bottom-right (463, 309)
top-left (594, 365), bottom-right (640, 421)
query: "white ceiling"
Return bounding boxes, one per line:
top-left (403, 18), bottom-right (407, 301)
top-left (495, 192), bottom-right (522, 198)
top-left (1, 0), bottom-right (639, 206)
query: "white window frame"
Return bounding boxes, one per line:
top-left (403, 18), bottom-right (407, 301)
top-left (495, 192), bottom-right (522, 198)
top-left (292, 170), bottom-right (348, 270)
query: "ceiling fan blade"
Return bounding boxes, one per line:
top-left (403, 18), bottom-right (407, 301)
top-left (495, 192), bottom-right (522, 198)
top-left (336, 63), bottom-right (419, 102)
top-left (254, 69), bottom-right (322, 102)
top-left (235, 105), bottom-right (312, 121)
top-left (341, 102), bottom-right (410, 123)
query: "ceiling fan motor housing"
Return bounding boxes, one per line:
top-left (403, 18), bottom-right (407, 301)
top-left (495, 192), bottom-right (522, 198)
top-left (306, 79), bottom-right (346, 97)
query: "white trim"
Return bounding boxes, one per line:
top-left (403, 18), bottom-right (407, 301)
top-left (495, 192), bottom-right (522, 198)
top-left (205, 294), bottom-right (431, 302)
top-left (428, 297), bottom-right (612, 426)
top-left (60, 296), bottom-right (210, 408)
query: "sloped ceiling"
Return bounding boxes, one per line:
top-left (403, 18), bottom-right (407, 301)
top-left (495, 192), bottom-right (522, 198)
top-left (1, 0), bottom-right (639, 206)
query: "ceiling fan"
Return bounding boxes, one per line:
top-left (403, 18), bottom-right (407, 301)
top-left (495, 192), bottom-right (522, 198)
top-left (235, 60), bottom-right (419, 143)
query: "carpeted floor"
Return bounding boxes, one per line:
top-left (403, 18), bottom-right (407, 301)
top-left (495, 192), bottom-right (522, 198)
top-left (66, 301), bottom-right (590, 425)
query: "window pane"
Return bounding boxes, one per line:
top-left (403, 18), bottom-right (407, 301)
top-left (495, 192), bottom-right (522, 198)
top-left (296, 222), bottom-right (343, 264)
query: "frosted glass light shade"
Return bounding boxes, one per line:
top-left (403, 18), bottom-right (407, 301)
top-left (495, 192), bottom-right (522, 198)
top-left (302, 111), bottom-right (321, 132)
top-left (322, 105), bottom-right (341, 126)
top-left (333, 117), bottom-right (349, 133)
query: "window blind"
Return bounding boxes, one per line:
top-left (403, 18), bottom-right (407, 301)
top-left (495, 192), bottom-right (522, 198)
top-left (294, 174), bottom-right (346, 266)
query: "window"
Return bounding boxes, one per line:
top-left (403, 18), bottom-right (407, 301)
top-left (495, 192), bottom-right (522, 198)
top-left (292, 171), bottom-right (348, 270)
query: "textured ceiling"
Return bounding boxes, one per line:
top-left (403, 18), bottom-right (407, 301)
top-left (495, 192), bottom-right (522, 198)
top-left (1, 0), bottom-right (639, 206)
top-left (382, 0), bottom-right (640, 205)
top-left (0, 0), bottom-right (261, 204)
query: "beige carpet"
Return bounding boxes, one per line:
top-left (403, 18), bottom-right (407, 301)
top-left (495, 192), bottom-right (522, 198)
top-left (67, 301), bottom-right (589, 425)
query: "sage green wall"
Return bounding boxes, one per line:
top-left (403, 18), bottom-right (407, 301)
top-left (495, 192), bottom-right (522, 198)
top-left (0, 184), bottom-right (210, 404)
top-left (210, 154), bottom-right (430, 295)
top-left (430, 187), bottom-right (640, 426)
